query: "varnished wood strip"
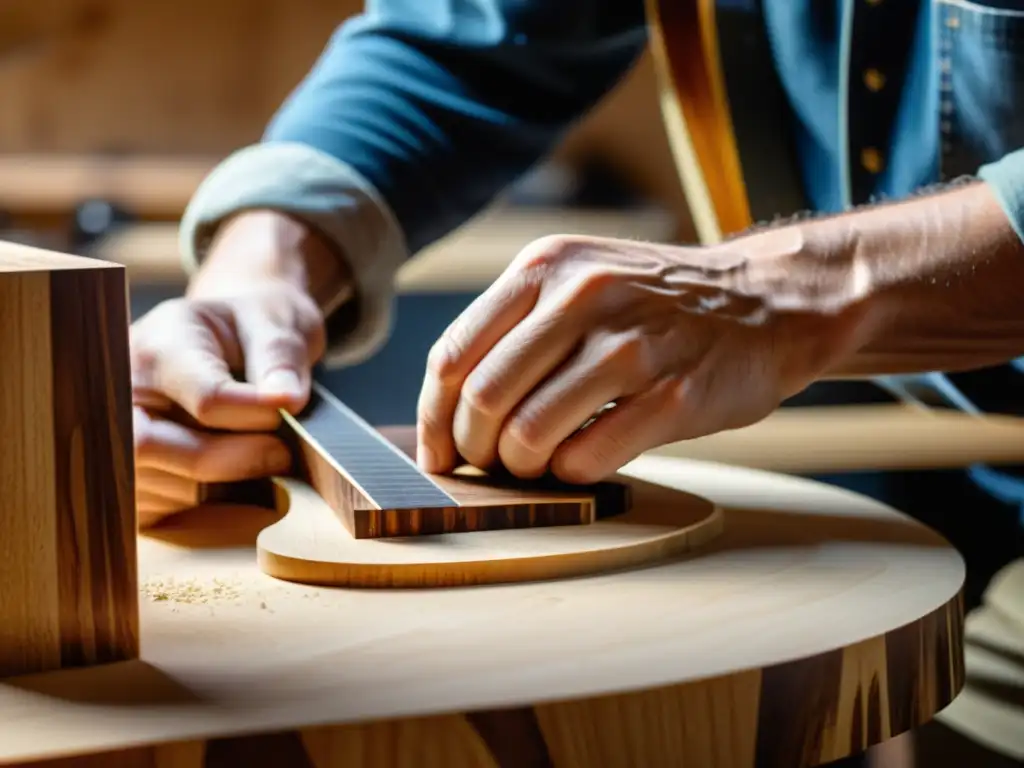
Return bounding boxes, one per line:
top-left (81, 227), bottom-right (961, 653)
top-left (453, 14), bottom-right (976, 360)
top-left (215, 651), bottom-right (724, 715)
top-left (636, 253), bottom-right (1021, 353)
top-left (465, 707), bottom-right (554, 768)
top-left (534, 668), bottom-right (763, 766)
top-left (0, 272), bottom-right (60, 678)
top-left (49, 267), bottom-right (139, 668)
top-left (645, 0), bottom-right (752, 242)
top-left (204, 732), bottom-right (314, 768)
top-left (754, 648), bottom-right (845, 765)
top-left (357, 500), bottom-right (593, 539)
top-left (299, 715), bottom-right (500, 767)
top-left (885, 594), bottom-right (966, 738)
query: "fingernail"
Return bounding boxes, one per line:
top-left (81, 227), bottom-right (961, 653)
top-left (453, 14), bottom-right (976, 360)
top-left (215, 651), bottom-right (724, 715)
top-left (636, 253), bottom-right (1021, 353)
top-left (259, 370), bottom-right (303, 400)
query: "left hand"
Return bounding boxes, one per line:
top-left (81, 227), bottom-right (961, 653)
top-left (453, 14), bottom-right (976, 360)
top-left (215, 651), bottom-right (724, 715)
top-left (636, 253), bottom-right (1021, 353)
top-left (415, 232), bottom-right (872, 483)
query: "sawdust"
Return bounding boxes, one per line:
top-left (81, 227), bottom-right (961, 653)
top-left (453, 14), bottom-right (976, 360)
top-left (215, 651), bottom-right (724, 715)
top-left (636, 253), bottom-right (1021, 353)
top-left (141, 576), bottom-right (244, 605)
top-left (139, 576), bottom-right (324, 614)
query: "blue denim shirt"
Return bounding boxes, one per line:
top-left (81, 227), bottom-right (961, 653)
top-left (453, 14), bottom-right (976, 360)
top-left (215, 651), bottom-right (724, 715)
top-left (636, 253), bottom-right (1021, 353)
top-left (179, 0), bottom-right (1024, 514)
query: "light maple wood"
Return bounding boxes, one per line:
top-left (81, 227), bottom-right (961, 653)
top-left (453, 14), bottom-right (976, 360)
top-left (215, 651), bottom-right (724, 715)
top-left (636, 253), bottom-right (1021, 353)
top-left (257, 474), bottom-right (722, 588)
top-left (652, 404), bottom-right (1024, 473)
top-left (645, 0), bottom-right (751, 243)
top-left (0, 455), bottom-right (964, 767)
top-left (0, 240), bottom-right (138, 679)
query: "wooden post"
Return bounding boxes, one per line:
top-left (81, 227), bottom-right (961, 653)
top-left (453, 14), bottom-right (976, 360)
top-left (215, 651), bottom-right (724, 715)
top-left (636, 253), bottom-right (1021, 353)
top-left (0, 242), bottom-right (139, 678)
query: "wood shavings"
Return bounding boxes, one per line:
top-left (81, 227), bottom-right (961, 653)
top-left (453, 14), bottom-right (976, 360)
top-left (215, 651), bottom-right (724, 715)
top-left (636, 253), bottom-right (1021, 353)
top-left (141, 576), bottom-right (243, 605)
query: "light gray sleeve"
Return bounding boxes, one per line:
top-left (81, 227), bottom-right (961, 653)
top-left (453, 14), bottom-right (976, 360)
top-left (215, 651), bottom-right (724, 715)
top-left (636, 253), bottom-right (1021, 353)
top-left (178, 141), bottom-right (409, 368)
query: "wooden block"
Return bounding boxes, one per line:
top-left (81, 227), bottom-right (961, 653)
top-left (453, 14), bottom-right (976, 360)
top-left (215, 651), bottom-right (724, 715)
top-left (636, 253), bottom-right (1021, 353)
top-left (280, 384), bottom-right (629, 539)
top-left (0, 241), bottom-right (138, 678)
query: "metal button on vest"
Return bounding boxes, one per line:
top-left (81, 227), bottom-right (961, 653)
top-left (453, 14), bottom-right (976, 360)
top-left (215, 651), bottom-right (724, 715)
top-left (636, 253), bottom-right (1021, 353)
top-left (860, 147), bottom-right (884, 173)
top-left (863, 68), bottom-right (886, 92)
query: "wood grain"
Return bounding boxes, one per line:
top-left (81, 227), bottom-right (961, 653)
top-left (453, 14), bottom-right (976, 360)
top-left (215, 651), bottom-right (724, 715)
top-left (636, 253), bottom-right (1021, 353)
top-left (651, 404), bottom-right (1024, 473)
top-left (644, 0), bottom-right (752, 243)
top-left (0, 456), bottom-right (964, 767)
top-left (0, 241), bottom-right (138, 678)
top-left (256, 472), bottom-right (722, 588)
top-left (282, 389), bottom-right (628, 539)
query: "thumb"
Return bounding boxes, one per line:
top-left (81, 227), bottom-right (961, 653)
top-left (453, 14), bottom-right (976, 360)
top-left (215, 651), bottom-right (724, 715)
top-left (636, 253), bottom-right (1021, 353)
top-left (235, 309), bottom-right (316, 416)
top-left (132, 304), bottom-right (286, 432)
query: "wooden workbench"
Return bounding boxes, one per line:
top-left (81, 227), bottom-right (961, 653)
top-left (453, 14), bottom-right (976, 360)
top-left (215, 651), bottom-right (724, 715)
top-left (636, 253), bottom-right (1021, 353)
top-left (0, 455), bottom-right (965, 767)
top-left (0, 237), bottom-right (1001, 768)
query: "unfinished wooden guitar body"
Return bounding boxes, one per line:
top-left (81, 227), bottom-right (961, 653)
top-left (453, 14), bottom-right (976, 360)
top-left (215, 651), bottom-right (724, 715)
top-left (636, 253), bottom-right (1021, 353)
top-left (257, 470), bottom-right (722, 588)
top-left (257, 390), bottom-right (724, 587)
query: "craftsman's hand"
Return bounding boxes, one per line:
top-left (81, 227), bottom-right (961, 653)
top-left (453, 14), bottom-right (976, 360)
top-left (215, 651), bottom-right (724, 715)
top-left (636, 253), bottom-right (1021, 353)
top-left (416, 231), bottom-right (876, 483)
top-left (130, 211), bottom-right (348, 527)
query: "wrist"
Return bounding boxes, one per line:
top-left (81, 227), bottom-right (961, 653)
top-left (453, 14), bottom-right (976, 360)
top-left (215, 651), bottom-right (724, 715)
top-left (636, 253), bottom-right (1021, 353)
top-left (188, 209), bottom-right (354, 313)
top-left (766, 181), bottom-right (1024, 376)
top-left (722, 220), bottom-right (885, 383)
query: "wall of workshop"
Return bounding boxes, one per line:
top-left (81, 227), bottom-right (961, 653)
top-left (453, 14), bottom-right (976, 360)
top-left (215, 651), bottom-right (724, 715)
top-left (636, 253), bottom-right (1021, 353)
top-left (0, 0), bottom-right (692, 234)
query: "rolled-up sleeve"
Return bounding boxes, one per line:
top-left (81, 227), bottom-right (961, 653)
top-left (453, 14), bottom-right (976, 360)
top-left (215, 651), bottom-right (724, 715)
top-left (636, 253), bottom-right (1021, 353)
top-left (179, 1), bottom-right (646, 367)
top-left (979, 147), bottom-right (1024, 245)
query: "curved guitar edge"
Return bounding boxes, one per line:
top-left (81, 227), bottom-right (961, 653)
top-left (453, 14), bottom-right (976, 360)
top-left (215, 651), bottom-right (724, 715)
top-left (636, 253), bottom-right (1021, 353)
top-left (255, 477), bottom-right (725, 589)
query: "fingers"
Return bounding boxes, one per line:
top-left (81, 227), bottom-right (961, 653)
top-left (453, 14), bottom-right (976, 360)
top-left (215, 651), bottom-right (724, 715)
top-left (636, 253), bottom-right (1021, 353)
top-left (548, 377), bottom-right (688, 484)
top-left (134, 407), bottom-right (294, 527)
top-left (234, 293), bottom-right (325, 417)
top-left (416, 269), bottom-right (542, 473)
top-left (134, 407), bottom-right (293, 484)
top-left (136, 481), bottom-right (200, 529)
top-left (492, 329), bottom-right (661, 477)
top-left (137, 467), bottom-right (201, 507)
top-left (452, 307), bottom-right (585, 469)
top-left (131, 301), bottom-right (288, 432)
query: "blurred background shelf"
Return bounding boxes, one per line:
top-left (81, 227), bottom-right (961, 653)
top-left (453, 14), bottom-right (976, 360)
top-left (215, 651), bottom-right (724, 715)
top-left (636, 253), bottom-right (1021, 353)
top-left (0, 154), bottom-right (213, 219)
top-left (88, 204), bottom-right (679, 291)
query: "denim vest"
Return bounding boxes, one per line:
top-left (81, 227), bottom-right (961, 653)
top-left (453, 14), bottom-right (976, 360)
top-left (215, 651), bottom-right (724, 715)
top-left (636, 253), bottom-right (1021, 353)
top-left (649, 0), bottom-right (1024, 518)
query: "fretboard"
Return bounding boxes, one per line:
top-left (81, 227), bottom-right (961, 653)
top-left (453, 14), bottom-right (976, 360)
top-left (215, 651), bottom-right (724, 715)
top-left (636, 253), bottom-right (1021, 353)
top-left (283, 383), bottom-right (458, 511)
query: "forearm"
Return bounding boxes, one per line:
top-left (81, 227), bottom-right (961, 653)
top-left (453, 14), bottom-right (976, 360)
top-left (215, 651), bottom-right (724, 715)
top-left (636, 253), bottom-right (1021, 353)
top-left (187, 210), bottom-right (353, 315)
top-left (800, 178), bottom-right (1024, 377)
top-left (263, 10), bottom-right (646, 256)
top-left (179, 2), bottom-right (645, 367)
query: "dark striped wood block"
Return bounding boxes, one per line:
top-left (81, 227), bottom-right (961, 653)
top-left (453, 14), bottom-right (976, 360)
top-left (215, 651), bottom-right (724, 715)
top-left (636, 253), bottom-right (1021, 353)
top-left (0, 242), bottom-right (139, 678)
top-left (281, 384), bottom-right (629, 539)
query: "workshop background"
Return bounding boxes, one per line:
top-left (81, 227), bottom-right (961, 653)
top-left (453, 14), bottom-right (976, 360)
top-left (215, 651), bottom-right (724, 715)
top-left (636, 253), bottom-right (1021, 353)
top-left (4, 3), bottom-right (1024, 766)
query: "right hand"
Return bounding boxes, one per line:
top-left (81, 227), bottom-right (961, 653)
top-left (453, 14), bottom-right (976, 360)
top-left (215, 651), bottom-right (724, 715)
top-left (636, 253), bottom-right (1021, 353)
top-left (130, 212), bottom-right (338, 528)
